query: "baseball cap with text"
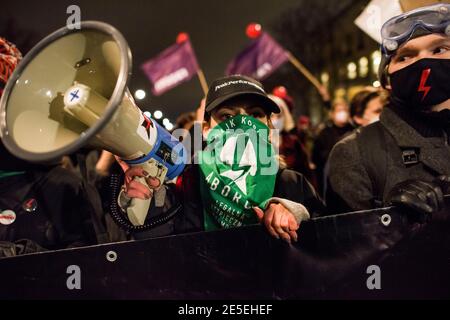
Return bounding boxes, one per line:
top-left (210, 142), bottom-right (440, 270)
top-left (205, 75), bottom-right (280, 115)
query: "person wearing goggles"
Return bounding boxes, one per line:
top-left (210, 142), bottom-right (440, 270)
top-left (326, 3), bottom-right (450, 217)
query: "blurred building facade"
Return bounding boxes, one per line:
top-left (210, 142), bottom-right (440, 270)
top-left (264, 0), bottom-right (379, 125)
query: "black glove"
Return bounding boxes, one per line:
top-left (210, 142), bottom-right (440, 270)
top-left (387, 179), bottom-right (444, 215)
top-left (435, 175), bottom-right (450, 196)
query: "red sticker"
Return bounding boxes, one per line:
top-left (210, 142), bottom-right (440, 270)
top-left (0, 210), bottom-right (16, 225)
top-left (22, 198), bottom-right (38, 213)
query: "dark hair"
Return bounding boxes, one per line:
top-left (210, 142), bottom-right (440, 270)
top-left (350, 90), bottom-right (381, 118)
top-left (330, 98), bottom-right (348, 112)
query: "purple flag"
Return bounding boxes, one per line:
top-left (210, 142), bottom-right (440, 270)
top-left (226, 32), bottom-right (289, 80)
top-left (141, 40), bottom-right (200, 96)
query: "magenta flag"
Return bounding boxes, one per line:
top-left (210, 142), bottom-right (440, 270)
top-left (226, 32), bottom-right (289, 80)
top-left (141, 40), bottom-right (200, 96)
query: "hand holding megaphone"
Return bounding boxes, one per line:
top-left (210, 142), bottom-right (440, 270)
top-left (116, 157), bottom-right (164, 225)
top-left (123, 166), bottom-right (161, 199)
top-left (61, 81), bottom-right (184, 225)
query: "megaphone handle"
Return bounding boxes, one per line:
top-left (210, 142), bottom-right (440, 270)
top-left (127, 176), bottom-right (152, 226)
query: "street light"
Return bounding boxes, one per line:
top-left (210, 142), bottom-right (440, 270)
top-left (135, 89), bottom-right (146, 100)
top-left (165, 122), bottom-right (174, 131)
top-left (371, 51), bottom-right (381, 75)
top-left (347, 62), bottom-right (357, 80)
top-left (153, 110), bottom-right (163, 119)
top-left (143, 111), bottom-right (151, 118)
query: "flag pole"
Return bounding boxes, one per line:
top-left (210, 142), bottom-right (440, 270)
top-left (245, 23), bottom-right (323, 91)
top-left (286, 51), bottom-right (323, 91)
top-left (197, 68), bottom-right (208, 95)
top-left (176, 32), bottom-right (208, 95)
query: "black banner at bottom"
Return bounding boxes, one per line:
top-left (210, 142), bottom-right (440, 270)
top-left (0, 200), bottom-right (449, 300)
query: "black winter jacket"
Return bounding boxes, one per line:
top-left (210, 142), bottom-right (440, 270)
top-left (327, 106), bottom-right (450, 213)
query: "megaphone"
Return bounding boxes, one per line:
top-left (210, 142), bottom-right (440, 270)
top-left (0, 21), bottom-right (187, 227)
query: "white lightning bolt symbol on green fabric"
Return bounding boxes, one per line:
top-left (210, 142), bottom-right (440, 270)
top-left (219, 134), bottom-right (257, 195)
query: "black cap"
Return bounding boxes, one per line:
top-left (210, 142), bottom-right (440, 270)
top-left (205, 75), bottom-right (280, 114)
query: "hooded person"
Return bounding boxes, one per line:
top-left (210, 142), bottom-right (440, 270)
top-left (114, 75), bottom-right (325, 243)
top-left (326, 3), bottom-right (450, 215)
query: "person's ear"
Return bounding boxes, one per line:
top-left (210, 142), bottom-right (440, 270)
top-left (353, 116), bottom-right (365, 126)
top-left (267, 116), bottom-right (274, 129)
top-left (202, 120), bottom-right (211, 140)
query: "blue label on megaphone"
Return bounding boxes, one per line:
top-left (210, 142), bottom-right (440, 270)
top-left (125, 118), bottom-right (187, 180)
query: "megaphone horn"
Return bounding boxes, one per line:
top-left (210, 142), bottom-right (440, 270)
top-left (0, 21), bottom-right (187, 227)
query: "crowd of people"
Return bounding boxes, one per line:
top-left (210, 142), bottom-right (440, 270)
top-left (0, 3), bottom-right (449, 256)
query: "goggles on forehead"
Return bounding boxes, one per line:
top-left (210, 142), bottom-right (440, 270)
top-left (381, 3), bottom-right (450, 55)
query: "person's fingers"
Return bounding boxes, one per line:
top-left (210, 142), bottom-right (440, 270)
top-left (146, 176), bottom-right (161, 189)
top-left (127, 180), bottom-right (152, 198)
top-left (271, 208), bottom-right (285, 236)
top-left (288, 215), bottom-right (299, 231)
top-left (425, 188), bottom-right (439, 211)
top-left (252, 207), bottom-right (265, 222)
top-left (404, 181), bottom-right (443, 212)
top-left (407, 186), bottom-right (428, 203)
top-left (256, 203), bottom-right (299, 243)
top-left (125, 166), bottom-right (147, 179)
top-left (270, 207), bottom-right (292, 243)
top-left (125, 189), bottom-right (150, 200)
top-left (115, 156), bottom-right (130, 173)
top-left (263, 205), bottom-right (278, 239)
top-left (427, 182), bottom-right (444, 210)
top-left (414, 181), bottom-right (444, 209)
top-left (393, 190), bottom-right (434, 214)
top-left (409, 200), bottom-right (434, 214)
top-left (407, 182), bottom-right (432, 198)
top-left (288, 230), bottom-right (298, 242)
top-left (280, 214), bottom-right (289, 232)
top-left (279, 232), bottom-right (291, 244)
top-left (287, 216), bottom-right (299, 242)
top-left (281, 212), bottom-right (298, 243)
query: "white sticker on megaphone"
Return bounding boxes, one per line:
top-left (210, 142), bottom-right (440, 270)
top-left (64, 83), bottom-right (89, 106)
top-left (0, 210), bottom-right (16, 225)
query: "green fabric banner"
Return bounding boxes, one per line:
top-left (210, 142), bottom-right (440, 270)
top-left (198, 115), bottom-right (278, 231)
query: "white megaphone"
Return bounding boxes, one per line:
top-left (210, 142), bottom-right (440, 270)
top-left (0, 21), bottom-right (187, 227)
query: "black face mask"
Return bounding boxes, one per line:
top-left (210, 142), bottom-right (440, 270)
top-left (389, 58), bottom-right (450, 110)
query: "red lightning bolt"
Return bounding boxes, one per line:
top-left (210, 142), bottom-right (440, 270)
top-left (418, 68), bottom-right (431, 101)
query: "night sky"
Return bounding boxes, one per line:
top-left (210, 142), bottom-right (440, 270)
top-left (2, 0), bottom-right (306, 123)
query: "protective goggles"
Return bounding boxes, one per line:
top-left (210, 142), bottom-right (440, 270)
top-left (381, 3), bottom-right (450, 55)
